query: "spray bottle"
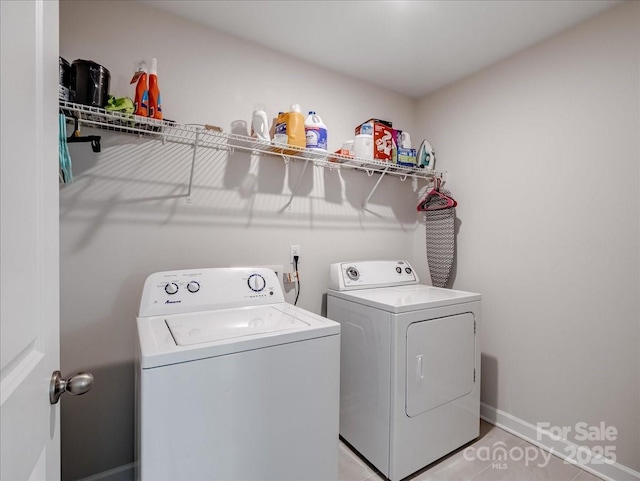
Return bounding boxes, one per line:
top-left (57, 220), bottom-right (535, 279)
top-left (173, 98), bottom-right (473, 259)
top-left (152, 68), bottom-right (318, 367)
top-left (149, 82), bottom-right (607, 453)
top-left (133, 61), bottom-right (148, 117)
top-left (148, 58), bottom-right (162, 120)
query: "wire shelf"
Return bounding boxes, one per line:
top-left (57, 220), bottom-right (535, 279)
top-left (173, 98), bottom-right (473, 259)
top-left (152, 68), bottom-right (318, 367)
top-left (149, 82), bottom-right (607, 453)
top-left (60, 101), bottom-right (441, 181)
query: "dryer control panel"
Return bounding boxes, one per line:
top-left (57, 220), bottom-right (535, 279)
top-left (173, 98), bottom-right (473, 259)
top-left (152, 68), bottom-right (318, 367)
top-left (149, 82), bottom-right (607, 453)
top-left (328, 260), bottom-right (419, 291)
top-left (138, 267), bottom-right (284, 317)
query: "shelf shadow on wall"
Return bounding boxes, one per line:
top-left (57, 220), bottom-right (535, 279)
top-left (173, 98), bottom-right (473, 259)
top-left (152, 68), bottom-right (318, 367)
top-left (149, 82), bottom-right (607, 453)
top-left (258, 155), bottom-right (286, 194)
top-left (323, 166), bottom-right (343, 205)
top-left (223, 120), bottom-right (252, 191)
top-left (60, 130), bottom-right (423, 249)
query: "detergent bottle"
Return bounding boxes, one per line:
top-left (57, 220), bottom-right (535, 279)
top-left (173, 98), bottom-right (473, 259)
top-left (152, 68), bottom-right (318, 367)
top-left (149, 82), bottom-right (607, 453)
top-left (287, 104), bottom-right (305, 149)
top-left (133, 61), bottom-right (148, 117)
top-left (273, 104), bottom-right (305, 154)
top-left (148, 58), bottom-right (162, 120)
top-left (251, 107), bottom-right (270, 141)
top-left (270, 112), bottom-right (283, 140)
top-left (353, 122), bottom-right (373, 160)
top-left (304, 111), bottom-right (327, 151)
top-left (273, 112), bottom-right (289, 146)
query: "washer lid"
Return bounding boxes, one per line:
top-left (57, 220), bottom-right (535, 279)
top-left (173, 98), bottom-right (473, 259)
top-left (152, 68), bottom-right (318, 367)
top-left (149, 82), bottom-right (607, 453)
top-left (328, 284), bottom-right (480, 313)
top-left (166, 306), bottom-right (309, 346)
top-left (136, 303), bottom-right (340, 369)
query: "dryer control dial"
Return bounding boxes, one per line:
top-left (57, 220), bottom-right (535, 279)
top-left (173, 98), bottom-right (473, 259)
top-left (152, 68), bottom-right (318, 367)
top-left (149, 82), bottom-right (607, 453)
top-left (346, 267), bottom-right (360, 281)
top-left (164, 282), bottom-right (179, 295)
top-left (187, 281), bottom-right (200, 293)
top-left (247, 274), bottom-right (266, 292)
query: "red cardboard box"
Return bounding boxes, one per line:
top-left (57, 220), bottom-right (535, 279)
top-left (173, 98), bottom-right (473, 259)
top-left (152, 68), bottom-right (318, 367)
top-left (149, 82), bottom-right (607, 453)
top-left (355, 119), bottom-right (394, 162)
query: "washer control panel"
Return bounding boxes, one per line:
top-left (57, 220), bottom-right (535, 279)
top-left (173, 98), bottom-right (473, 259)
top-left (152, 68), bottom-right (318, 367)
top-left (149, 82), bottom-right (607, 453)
top-left (139, 267), bottom-right (283, 317)
top-left (328, 260), bottom-right (418, 291)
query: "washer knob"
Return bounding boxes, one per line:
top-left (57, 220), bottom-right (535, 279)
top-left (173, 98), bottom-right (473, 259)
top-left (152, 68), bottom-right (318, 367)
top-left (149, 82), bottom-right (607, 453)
top-left (247, 274), bottom-right (266, 292)
top-left (187, 281), bottom-right (200, 293)
top-left (165, 282), bottom-right (179, 295)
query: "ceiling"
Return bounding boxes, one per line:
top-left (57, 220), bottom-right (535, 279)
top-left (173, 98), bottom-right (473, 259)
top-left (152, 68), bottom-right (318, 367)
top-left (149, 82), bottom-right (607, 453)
top-left (140, 0), bottom-right (621, 98)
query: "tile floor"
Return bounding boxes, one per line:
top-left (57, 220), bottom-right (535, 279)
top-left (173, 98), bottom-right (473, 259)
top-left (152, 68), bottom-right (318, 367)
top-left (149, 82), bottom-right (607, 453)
top-left (338, 421), bottom-right (604, 481)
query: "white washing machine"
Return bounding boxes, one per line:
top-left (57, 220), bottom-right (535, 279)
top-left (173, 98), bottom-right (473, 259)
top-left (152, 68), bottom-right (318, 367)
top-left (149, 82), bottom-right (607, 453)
top-left (136, 267), bottom-right (340, 481)
top-left (327, 260), bottom-right (481, 481)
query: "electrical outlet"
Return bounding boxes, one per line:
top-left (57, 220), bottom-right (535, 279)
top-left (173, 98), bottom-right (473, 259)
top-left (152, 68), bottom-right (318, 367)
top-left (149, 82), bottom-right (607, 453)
top-left (290, 245), bottom-right (301, 265)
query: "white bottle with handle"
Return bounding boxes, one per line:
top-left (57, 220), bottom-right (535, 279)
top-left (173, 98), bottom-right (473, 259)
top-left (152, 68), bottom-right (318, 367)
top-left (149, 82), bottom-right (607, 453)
top-left (304, 111), bottom-right (328, 151)
top-left (251, 108), bottom-right (270, 141)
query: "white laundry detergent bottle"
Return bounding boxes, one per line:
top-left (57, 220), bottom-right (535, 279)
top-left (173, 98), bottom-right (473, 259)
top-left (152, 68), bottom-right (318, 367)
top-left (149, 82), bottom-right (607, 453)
top-left (251, 108), bottom-right (270, 141)
top-left (304, 111), bottom-right (328, 151)
top-left (353, 122), bottom-right (373, 161)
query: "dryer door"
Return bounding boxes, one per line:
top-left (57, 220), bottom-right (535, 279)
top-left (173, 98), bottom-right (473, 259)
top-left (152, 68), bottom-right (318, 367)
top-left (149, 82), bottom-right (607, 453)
top-left (406, 313), bottom-right (475, 417)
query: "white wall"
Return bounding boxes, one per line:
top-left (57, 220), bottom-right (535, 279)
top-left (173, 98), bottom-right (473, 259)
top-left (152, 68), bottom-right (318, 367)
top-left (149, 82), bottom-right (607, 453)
top-left (415, 1), bottom-right (639, 471)
top-left (59, 1), bottom-right (424, 479)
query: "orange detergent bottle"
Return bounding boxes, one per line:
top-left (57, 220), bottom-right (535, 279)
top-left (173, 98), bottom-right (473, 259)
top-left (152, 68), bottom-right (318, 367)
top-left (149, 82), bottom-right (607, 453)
top-left (133, 62), bottom-right (148, 117)
top-left (148, 58), bottom-right (162, 120)
top-left (273, 104), bottom-right (305, 154)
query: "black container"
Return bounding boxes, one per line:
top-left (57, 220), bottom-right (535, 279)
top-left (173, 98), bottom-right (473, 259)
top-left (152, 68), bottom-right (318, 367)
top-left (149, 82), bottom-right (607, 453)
top-left (59, 57), bottom-right (71, 100)
top-left (70, 59), bottom-right (110, 108)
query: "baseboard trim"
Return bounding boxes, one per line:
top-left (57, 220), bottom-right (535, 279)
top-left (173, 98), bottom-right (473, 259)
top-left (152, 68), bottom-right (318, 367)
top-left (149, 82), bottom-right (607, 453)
top-left (480, 402), bottom-right (640, 481)
top-left (77, 462), bottom-right (134, 481)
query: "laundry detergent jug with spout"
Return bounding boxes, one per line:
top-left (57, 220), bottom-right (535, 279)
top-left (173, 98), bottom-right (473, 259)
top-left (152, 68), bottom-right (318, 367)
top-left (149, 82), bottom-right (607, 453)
top-left (273, 104), bottom-right (305, 154)
top-left (305, 111), bottom-right (327, 151)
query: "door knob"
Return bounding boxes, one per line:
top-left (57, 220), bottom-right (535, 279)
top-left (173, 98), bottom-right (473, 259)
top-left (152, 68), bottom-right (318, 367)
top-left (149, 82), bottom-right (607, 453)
top-left (49, 370), bottom-right (94, 404)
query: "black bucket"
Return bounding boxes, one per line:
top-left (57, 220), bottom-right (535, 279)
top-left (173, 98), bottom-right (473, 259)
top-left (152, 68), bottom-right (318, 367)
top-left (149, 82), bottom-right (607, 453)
top-left (70, 59), bottom-right (110, 108)
top-left (59, 57), bottom-right (71, 100)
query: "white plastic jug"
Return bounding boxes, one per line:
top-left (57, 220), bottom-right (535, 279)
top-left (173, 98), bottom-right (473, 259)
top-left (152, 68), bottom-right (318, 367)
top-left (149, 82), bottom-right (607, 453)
top-left (353, 133), bottom-right (373, 160)
top-left (251, 109), bottom-right (270, 141)
top-left (304, 111), bottom-right (328, 151)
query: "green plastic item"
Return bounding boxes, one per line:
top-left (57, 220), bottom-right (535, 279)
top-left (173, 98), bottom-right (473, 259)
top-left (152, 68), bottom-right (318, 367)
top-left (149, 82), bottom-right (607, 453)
top-left (105, 95), bottom-right (134, 114)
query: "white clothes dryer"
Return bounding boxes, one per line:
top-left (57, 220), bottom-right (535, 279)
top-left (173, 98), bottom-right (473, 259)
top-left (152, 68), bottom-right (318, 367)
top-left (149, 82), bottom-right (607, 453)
top-left (136, 267), bottom-right (340, 481)
top-left (327, 260), bottom-right (481, 481)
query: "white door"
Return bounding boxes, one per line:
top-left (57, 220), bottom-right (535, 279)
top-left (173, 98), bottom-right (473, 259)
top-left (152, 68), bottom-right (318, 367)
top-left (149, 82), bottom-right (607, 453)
top-left (1, 1), bottom-right (61, 479)
top-left (406, 313), bottom-right (476, 417)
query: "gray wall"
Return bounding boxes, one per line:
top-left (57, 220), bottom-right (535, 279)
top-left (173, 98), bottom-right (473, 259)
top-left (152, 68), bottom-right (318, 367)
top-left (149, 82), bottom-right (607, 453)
top-left (59, 1), bottom-right (424, 479)
top-left (414, 1), bottom-right (640, 471)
